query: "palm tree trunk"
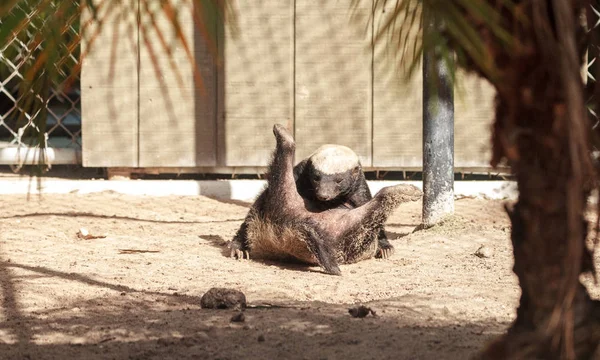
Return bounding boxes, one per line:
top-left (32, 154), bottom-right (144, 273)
top-left (478, 98), bottom-right (600, 359)
top-left (469, 0), bottom-right (600, 358)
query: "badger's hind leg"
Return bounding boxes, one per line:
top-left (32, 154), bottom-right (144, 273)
top-left (339, 185), bottom-right (422, 260)
top-left (297, 220), bottom-right (341, 275)
top-left (345, 185), bottom-right (421, 228)
top-left (348, 178), bottom-right (394, 259)
top-left (264, 124), bottom-right (304, 213)
top-left (269, 124), bottom-right (341, 275)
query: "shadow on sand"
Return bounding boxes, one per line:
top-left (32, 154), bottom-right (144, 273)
top-left (0, 257), bottom-right (505, 360)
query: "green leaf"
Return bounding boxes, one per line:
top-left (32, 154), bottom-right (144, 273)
top-left (0, 1), bottom-right (30, 50)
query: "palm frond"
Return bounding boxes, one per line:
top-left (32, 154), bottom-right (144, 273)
top-left (360, 0), bottom-right (518, 85)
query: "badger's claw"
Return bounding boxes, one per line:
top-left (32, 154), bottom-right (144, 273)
top-left (376, 244), bottom-right (395, 259)
top-left (229, 241), bottom-right (250, 260)
top-left (232, 249), bottom-right (250, 260)
top-left (326, 265), bottom-right (342, 276)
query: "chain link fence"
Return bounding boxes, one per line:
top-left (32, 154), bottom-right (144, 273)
top-left (0, 1), bottom-right (81, 166)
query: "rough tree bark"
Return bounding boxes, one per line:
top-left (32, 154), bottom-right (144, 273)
top-left (456, 0), bottom-right (600, 358)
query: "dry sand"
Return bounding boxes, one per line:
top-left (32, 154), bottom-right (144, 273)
top-left (1, 191), bottom-right (597, 359)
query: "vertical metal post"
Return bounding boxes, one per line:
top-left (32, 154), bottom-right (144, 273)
top-left (422, 8), bottom-right (454, 227)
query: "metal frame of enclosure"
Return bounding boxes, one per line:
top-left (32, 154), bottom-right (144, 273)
top-left (1, 1), bottom-right (499, 174)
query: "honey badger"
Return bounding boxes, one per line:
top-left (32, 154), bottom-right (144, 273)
top-left (293, 144), bottom-right (394, 258)
top-left (229, 124), bottom-right (421, 275)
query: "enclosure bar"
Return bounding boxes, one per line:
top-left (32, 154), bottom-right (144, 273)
top-left (135, 0), bottom-right (141, 167)
top-left (422, 8), bottom-right (455, 227)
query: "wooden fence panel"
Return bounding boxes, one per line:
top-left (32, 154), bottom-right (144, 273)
top-left (372, 3), bottom-right (423, 169)
top-left (454, 74), bottom-right (495, 169)
top-left (294, 1), bottom-right (373, 165)
top-left (81, 1), bottom-right (496, 171)
top-left (371, 1), bottom-right (495, 170)
top-left (217, 0), bottom-right (294, 166)
top-left (81, 1), bottom-right (139, 167)
top-left (138, 0), bottom-right (217, 167)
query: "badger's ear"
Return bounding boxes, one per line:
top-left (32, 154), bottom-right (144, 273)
top-left (293, 159), bottom-right (309, 181)
top-left (352, 166), bottom-right (360, 176)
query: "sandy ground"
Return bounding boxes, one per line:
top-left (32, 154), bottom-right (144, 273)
top-left (0, 190), bottom-right (597, 359)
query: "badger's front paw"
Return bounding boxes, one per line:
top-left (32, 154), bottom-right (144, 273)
top-left (228, 240), bottom-right (250, 260)
top-left (375, 243), bottom-right (395, 259)
top-left (378, 184), bottom-right (422, 203)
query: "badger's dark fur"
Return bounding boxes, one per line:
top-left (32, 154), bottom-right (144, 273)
top-left (229, 124), bottom-right (421, 275)
top-left (293, 144), bottom-right (394, 258)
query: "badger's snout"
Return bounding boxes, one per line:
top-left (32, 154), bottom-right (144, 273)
top-left (315, 184), bottom-right (339, 202)
top-left (316, 193), bottom-right (334, 201)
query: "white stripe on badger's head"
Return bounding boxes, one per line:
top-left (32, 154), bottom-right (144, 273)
top-left (309, 144), bottom-right (360, 175)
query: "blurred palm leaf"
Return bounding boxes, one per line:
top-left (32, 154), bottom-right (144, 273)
top-left (356, 0), bottom-right (517, 85)
top-left (0, 0), bottom-right (232, 173)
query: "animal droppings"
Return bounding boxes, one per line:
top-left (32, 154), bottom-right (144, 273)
top-left (348, 305), bottom-right (377, 318)
top-left (230, 312), bottom-right (246, 322)
top-left (200, 287), bottom-right (247, 310)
